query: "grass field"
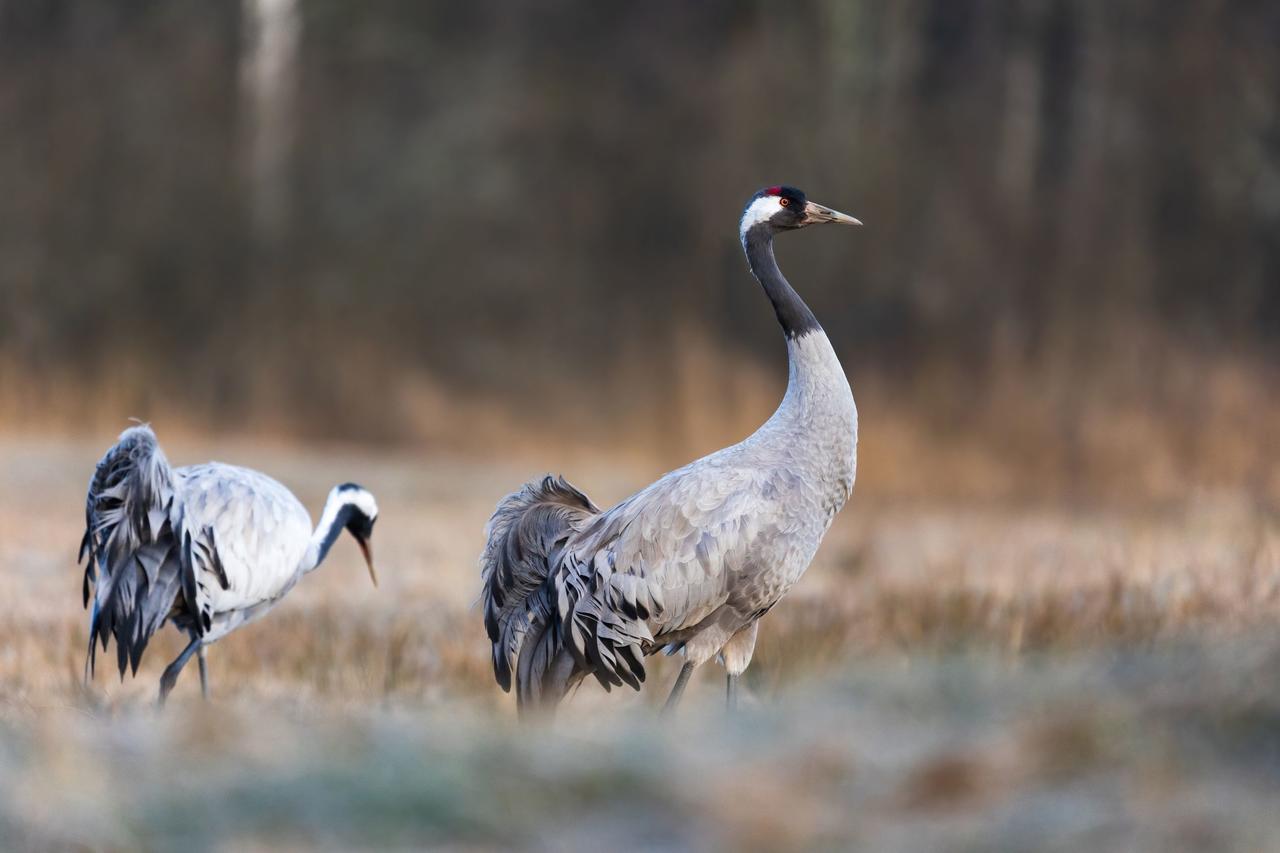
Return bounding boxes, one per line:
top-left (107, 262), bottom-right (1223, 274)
top-left (1, 435), bottom-right (1278, 850)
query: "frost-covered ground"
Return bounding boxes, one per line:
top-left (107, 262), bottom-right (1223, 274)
top-left (1, 438), bottom-right (1277, 850)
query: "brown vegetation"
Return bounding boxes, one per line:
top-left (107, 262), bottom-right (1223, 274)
top-left (0, 436), bottom-right (1275, 848)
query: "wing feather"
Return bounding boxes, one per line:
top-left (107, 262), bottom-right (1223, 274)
top-left (546, 463), bottom-right (777, 690)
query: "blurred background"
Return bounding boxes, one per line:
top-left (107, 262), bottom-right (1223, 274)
top-left (2, 2), bottom-right (1280, 849)
top-left (2, 0), bottom-right (1277, 503)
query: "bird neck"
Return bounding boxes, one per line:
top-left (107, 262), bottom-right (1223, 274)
top-left (742, 224), bottom-right (857, 472)
top-left (742, 225), bottom-right (821, 340)
top-left (300, 494), bottom-right (356, 575)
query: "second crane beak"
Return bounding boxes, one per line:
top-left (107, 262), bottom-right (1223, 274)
top-left (803, 200), bottom-right (862, 227)
top-left (357, 536), bottom-right (379, 587)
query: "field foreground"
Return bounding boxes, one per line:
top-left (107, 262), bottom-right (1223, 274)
top-left (5, 642), bottom-right (1280, 851)
top-left (0, 436), bottom-right (1277, 850)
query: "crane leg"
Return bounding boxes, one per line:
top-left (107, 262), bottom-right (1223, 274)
top-left (83, 632), bottom-right (96, 688)
top-left (197, 645), bottom-right (209, 700)
top-left (662, 661), bottom-right (695, 715)
top-left (158, 636), bottom-right (201, 707)
top-left (726, 674), bottom-right (739, 711)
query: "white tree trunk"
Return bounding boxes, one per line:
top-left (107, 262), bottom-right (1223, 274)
top-left (239, 0), bottom-right (299, 240)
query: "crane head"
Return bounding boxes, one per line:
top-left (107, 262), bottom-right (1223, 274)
top-left (336, 483), bottom-right (380, 587)
top-left (740, 185), bottom-right (861, 240)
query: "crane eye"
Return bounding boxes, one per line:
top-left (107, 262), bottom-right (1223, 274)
top-left (779, 198), bottom-right (790, 207)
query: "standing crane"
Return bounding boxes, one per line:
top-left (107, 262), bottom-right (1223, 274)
top-left (80, 424), bottom-right (379, 704)
top-left (481, 185), bottom-right (861, 715)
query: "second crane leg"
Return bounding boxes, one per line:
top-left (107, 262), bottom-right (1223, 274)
top-left (158, 636), bottom-right (201, 707)
top-left (197, 645), bottom-right (209, 700)
top-left (662, 661), bottom-right (695, 714)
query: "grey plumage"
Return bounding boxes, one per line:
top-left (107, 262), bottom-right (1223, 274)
top-left (481, 475), bottom-right (599, 708)
top-left (80, 424), bottom-right (379, 702)
top-left (80, 426), bottom-right (213, 681)
top-left (481, 186), bottom-right (861, 714)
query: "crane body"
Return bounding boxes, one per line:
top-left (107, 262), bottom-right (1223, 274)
top-left (80, 425), bottom-right (378, 703)
top-left (481, 186), bottom-right (861, 714)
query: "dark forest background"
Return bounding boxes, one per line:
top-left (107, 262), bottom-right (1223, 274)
top-left (1, 1), bottom-right (1277, 500)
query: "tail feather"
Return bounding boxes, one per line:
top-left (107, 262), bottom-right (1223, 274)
top-left (480, 475), bottom-right (598, 707)
top-left (81, 425), bottom-right (192, 681)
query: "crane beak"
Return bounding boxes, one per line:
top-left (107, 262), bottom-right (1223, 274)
top-left (356, 536), bottom-right (378, 587)
top-left (803, 200), bottom-right (862, 226)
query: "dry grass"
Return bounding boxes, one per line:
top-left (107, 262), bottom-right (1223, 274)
top-left (5, 336), bottom-right (1279, 506)
top-left (0, 434), bottom-right (1277, 849)
top-left (5, 643), bottom-right (1280, 851)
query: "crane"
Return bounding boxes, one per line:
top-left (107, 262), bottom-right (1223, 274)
top-left (80, 424), bottom-right (379, 704)
top-left (481, 185), bottom-right (861, 715)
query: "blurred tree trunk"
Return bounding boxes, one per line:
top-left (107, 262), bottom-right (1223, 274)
top-left (239, 0), bottom-right (299, 242)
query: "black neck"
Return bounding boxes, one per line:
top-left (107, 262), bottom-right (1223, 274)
top-left (742, 225), bottom-right (820, 339)
top-left (314, 503), bottom-right (355, 568)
